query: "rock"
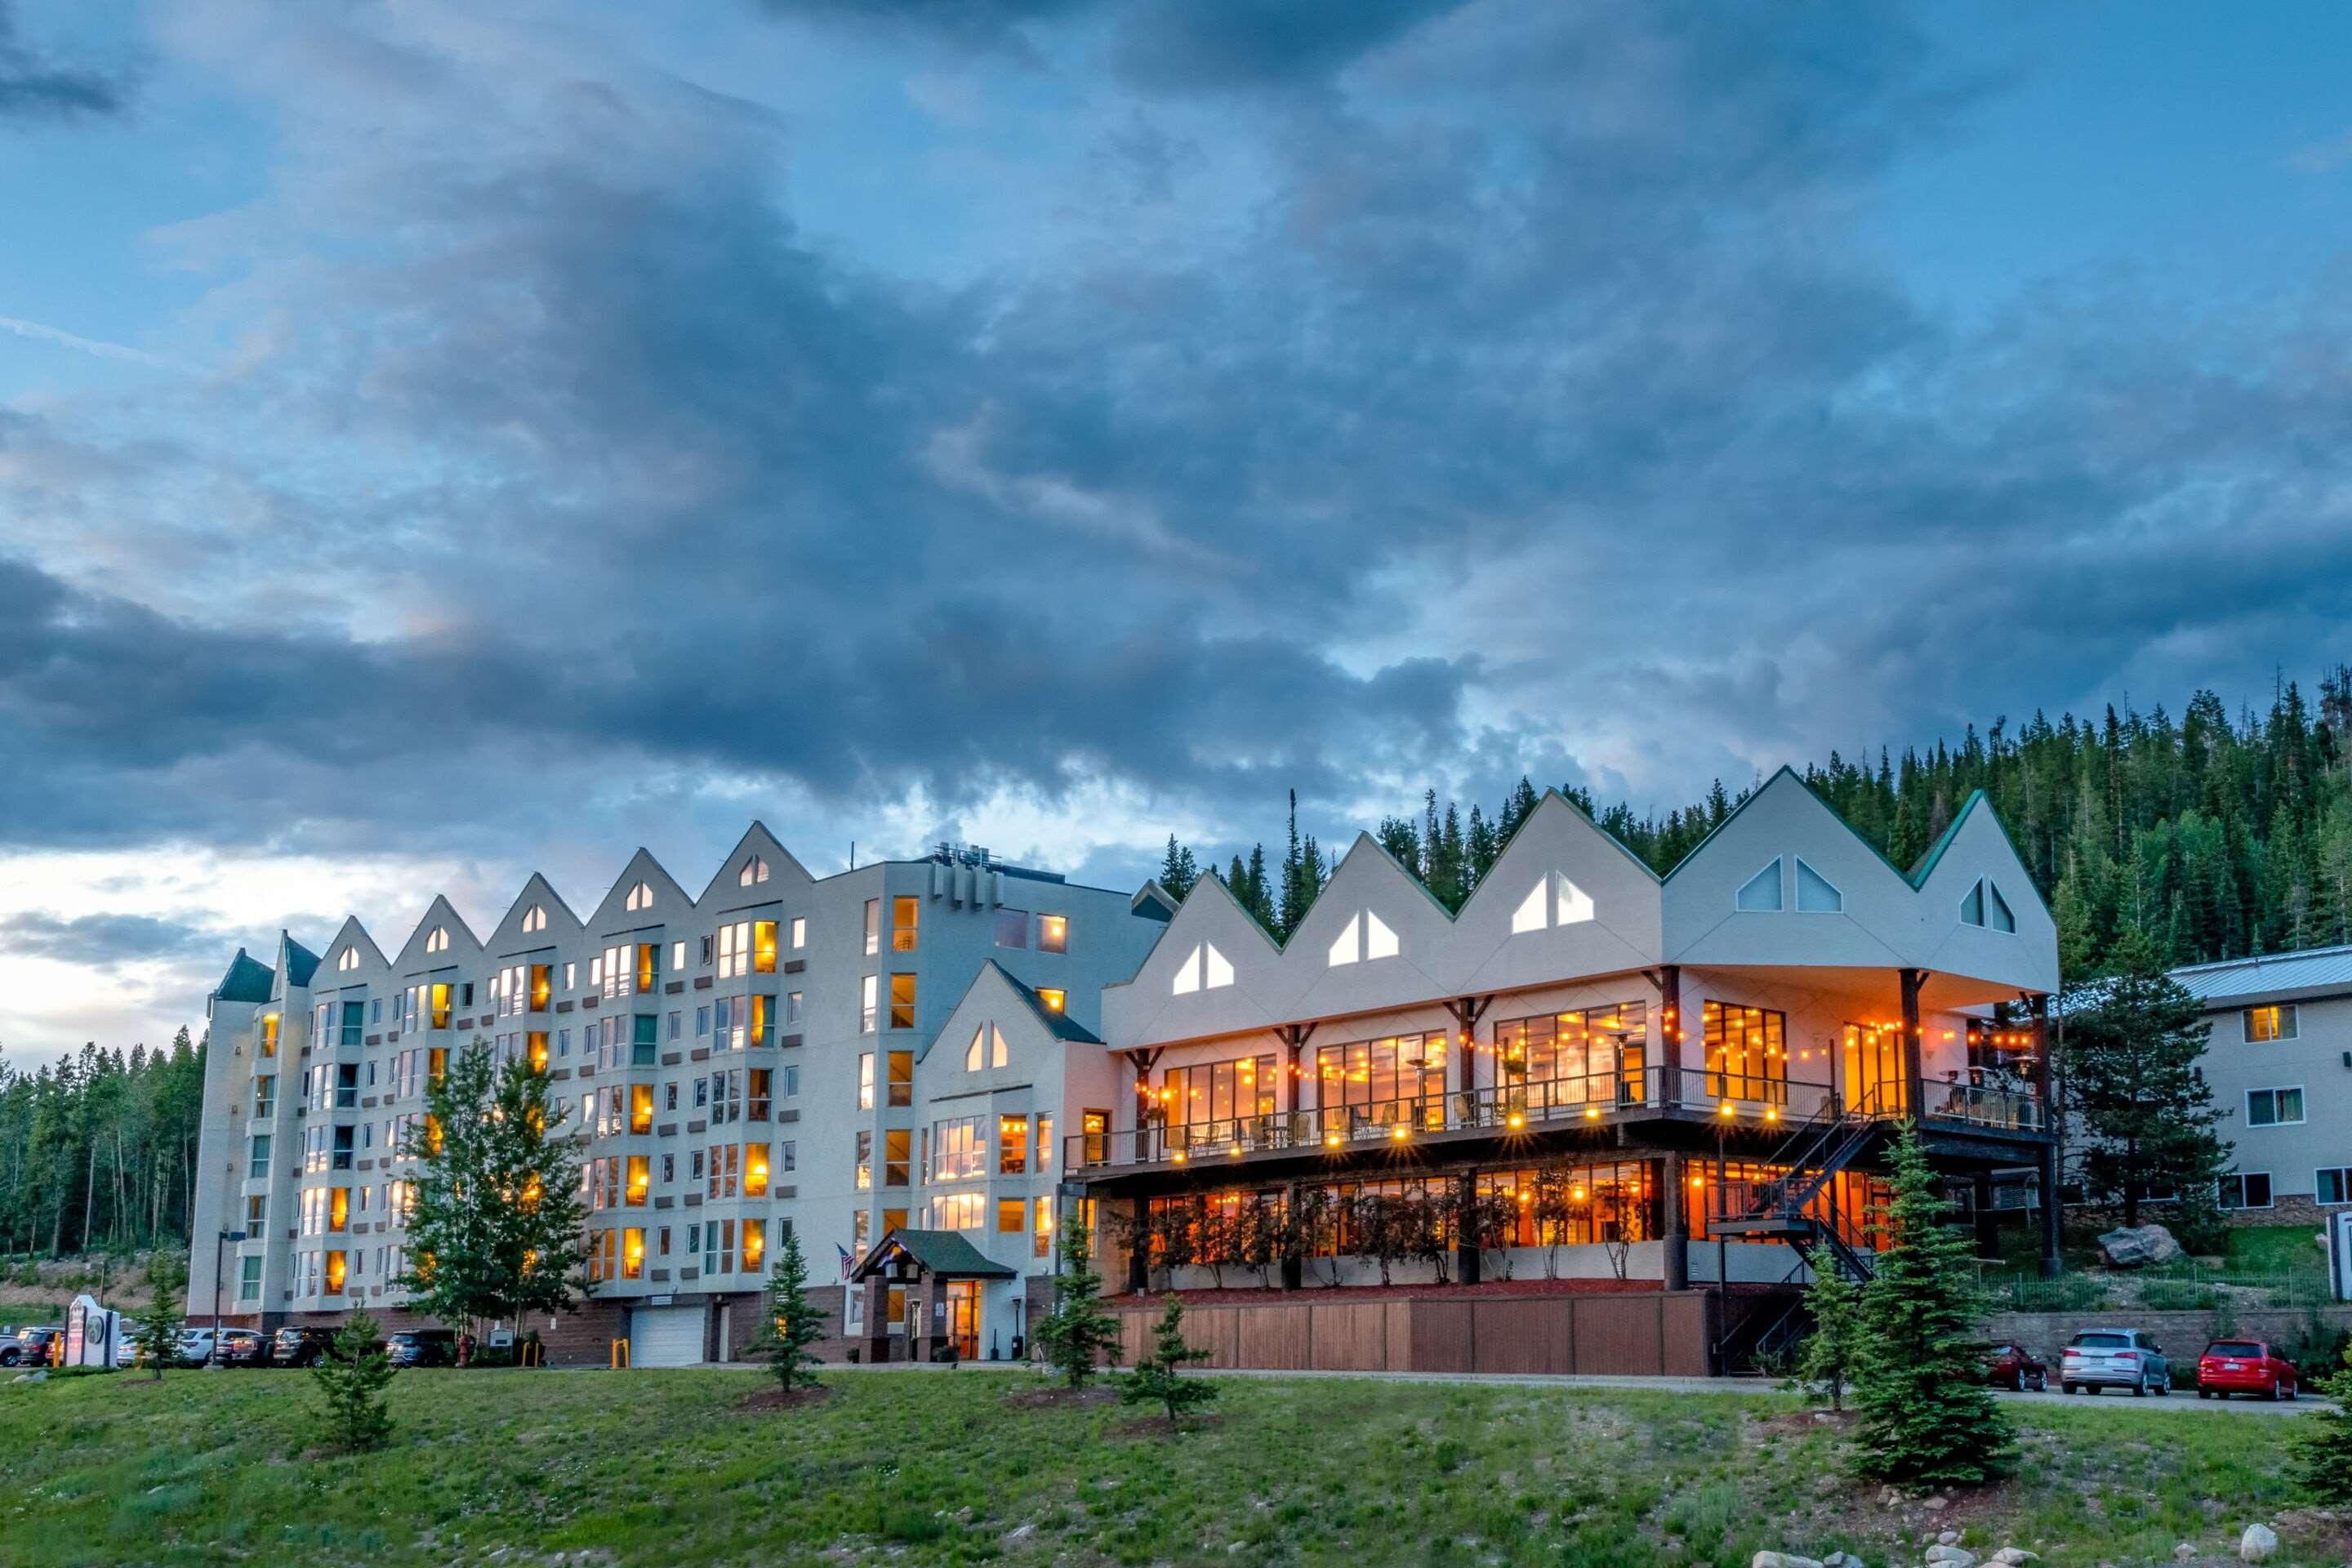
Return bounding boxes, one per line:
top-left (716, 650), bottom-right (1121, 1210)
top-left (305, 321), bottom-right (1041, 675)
top-left (1939, 1531), bottom-right (1962, 1545)
top-left (10, 1370), bottom-right (44, 1384)
top-left (2097, 1223), bottom-right (2183, 1269)
top-left (2238, 1523), bottom-right (2277, 1563)
top-left (1924, 1547), bottom-right (1976, 1568)
top-left (1989, 1551), bottom-right (2038, 1566)
top-left (1923, 1495), bottom-right (1950, 1512)
top-left (2175, 1545), bottom-right (2194, 1561)
top-left (1749, 1554), bottom-right (1824, 1568)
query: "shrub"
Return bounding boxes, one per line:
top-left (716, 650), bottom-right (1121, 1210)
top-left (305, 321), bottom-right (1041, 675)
top-left (752, 1227), bottom-right (823, 1391)
top-left (2292, 1336), bottom-right (2352, 1502)
top-left (310, 1311), bottom-right (397, 1452)
top-left (1032, 1219), bottom-right (1119, 1388)
top-left (1119, 1294), bottom-right (1216, 1428)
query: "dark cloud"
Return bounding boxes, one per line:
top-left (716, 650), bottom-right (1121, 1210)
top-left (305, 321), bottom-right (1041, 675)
top-left (0, 910), bottom-right (220, 966)
top-left (0, 1), bottom-right (126, 120)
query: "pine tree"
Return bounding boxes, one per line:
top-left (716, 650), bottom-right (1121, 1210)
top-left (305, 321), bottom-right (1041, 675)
top-left (752, 1225), bottom-right (822, 1391)
top-left (1118, 1294), bottom-right (1216, 1426)
top-left (1851, 1122), bottom-right (2014, 1486)
top-left (310, 1309), bottom-right (397, 1451)
top-left (2292, 1337), bottom-right (2352, 1502)
top-left (2061, 929), bottom-right (2230, 1239)
top-left (132, 1249), bottom-right (185, 1379)
top-left (395, 1040), bottom-right (590, 1337)
top-left (1156, 835), bottom-right (1199, 903)
top-left (1033, 1218), bottom-right (1119, 1388)
top-left (1790, 1254), bottom-right (1862, 1411)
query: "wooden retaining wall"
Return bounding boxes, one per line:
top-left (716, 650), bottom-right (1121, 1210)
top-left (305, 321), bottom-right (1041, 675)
top-left (1116, 1292), bottom-right (1715, 1378)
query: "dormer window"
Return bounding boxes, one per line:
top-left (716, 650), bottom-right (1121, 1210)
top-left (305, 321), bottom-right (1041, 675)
top-left (1960, 877), bottom-right (2016, 933)
top-left (425, 926), bottom-right (450, 954)
top-left (1793, 858), bottom-right (1842, 913)
top-left (1736, 860), bottom-right (1783, 912)
top-left (521, 904), bottom-right (547, 933)
top-left (337, 946), bottom-right (361, 972)
top-left (739, 857), bottom-right (768, 888)
top-left (1327, 911), bottom-right (1400, 966)
top-left (625, 881), bottom-right (654, 912)
top-left (1171, 942), bottom-right (1234, 995)
top-left (1509, 872), bottom-right (1596, 933)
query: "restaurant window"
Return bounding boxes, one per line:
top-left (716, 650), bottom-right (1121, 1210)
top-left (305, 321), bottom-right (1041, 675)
top-left (1492, 1003), bottom-right (1648, 1105)
top-left (889, 973), bottom-right (916, 1030)
top-left (893, 896), bottom-right (920, 951)
top-left (1702, 1001), bottom-right (1787, 1104)
top-left (1315, 1035), bottom-right (1446, 1129)
top-left (999, 1114), bottom-right (1030, 1174)
top-left (1161, 1054), bottom-right (1276, 1129)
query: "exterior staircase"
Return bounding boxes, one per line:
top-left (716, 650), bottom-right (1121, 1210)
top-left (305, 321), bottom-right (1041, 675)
top-left (1709, 1089), bottom-right (1888, 1373)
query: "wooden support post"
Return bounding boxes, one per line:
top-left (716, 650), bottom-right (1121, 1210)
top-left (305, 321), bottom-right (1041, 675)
top-left (1454, 1169), bottom-right (1481, 1286)
top-left (1126, 1196), bottom-right (1150, 1294)
top-left (1899, 968), bottom-right (1927, 1119)
top-left (1650, 966), bottom-right (1683, 1104)
top-left (1662, 1152), bottom-right (1688, 1292)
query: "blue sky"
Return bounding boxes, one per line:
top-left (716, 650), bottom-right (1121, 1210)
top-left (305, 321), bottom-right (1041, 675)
top-left (2, 0), bottom-right (2350, 1055)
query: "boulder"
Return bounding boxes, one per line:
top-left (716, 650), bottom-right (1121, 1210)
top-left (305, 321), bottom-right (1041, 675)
top-left (1989, 1552), bottom-right (2038, 1566)
top-left (1924, 1547), bottom-right (1977, 1568)
top-left (1751, 1554), bottom-right (1824, 1568)
top-left (2238, 1523), bottom-right (2277, 1563)
top-left (2097, 1223), bottom-right (2183, 1269)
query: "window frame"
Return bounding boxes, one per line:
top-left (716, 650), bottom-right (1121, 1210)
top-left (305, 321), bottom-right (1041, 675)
top-left (2246, 1085), bottom-right (2305, 1128)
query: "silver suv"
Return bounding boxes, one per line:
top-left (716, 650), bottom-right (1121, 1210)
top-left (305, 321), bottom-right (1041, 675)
top-left (2060, 1329), bottom-right (2172, 1396)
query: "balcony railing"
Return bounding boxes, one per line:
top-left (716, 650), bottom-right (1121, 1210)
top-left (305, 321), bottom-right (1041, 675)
top-left (1920, 1080), bottom-right (2042, 1132)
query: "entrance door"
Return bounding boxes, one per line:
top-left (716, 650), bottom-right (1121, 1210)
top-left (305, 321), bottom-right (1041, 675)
top-left (1842, 1023), bottom-right (1906, 1117)
top-left (945, 1281), bottom-right (981, 1361)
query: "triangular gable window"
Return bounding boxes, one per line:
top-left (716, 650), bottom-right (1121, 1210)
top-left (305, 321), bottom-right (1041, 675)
top-left (1172, 942), bottom-right (1236, 994)
top-left (1511, 881), bottom-right (1546, 934)
top-left (1793, 858), bottom-right (1842, 914)
top-left (1552, 871), bottom-right (1594, 925)
top-left (1989, 881), bottom-right (2016, 933)
top-left (1736, 859), bottom-right (1783, 912)
top-left (1365, 911), bottom-right (1399, 960)
top-left (992, 1023), bottom-right (1010, 1067)
top-left (1328, 913), bottom-right (1361, 967)
top-left (1960, 880), bottom-right (1985, 927)
top-left (966, 1025), bottom-right (986, 1071)
top-left (1962, 877), bottom-right (2016, 933)
top-left (1173, 945), bottom-right (1201, 995)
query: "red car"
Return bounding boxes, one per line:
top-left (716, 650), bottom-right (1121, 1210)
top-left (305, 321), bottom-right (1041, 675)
top-left (1984, 1341), bottom-right (2049, 1392)
top-left (2196, 1339), bottom-right (2298, 1401)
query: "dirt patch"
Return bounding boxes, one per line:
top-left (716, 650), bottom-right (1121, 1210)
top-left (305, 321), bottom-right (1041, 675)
top-left (1757, 1407), bottom-right (1858, 1437)
top-left (1107, 1411), bottom-right (1225, 1439)
top-left (736, 1383), bottom-right (837, 1414)
top-left (1002, 1384), bottom-right (1119, 1410)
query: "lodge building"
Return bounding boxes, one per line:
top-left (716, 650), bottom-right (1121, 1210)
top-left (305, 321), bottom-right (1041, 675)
top-left (190, 769), bottom-right (2063, 1373)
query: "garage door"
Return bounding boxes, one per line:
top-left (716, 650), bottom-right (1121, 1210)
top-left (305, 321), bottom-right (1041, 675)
top-left (631, 1305), bottom-right (706, 1367)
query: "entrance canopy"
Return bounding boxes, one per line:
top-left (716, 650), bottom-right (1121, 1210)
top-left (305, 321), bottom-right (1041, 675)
top-left (849, 1228), bottom-right (1016, 1285)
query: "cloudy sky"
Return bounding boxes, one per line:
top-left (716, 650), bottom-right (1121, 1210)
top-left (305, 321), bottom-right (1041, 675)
top-left (3, 0), bottom-right (2350, 1058)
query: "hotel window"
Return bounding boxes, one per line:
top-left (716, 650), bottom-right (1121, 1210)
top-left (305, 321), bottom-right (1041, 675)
top-left (855, 1131), bottom-right (873, 1190)
top-left (253, 1076), bottom-right (275, 1119)
top-left (884, 1129), bottom-right (911, 1187)
top-left (861, 975), bottom-right (878, 1034)
top-left (324, 1251), bottom-right (346, 1296)
top-left (708, 1142), bottom-right (741, 1199)
top-left (1703, 1002), bottom-right (1787, 1104)
top-left (705, 1218), bottom-right (736, 1276)
top-left (893, 896), bottom-right (920, 951)
top-left (790, 916), bottom-right (806, 950)
top-left (2247, 1087), bottom-right (2305, 1127)
top-left (1038, 1114), bottom-right (1053, 1173)
top-left (528, 1031), bottom-right (549, 1071)
top-left (601, 945), bottom-right (631, 999)
top-left (530, 964), bottom-right (551, 1011)
top-left (777, 1139), bottom-right (796, 1173)
top-left (889, 973), bottom-right (916, 1030)
top-left (743, 1218), bottom-right (766, 1272)
top-left (245, 1194), bottom-right (267, 1231)
top-left (626, 1156), bottom-right (649, 1206)
top-left (753, 920), bottom-right (777, 973)
top-left (631, 1013), bottom-right (658, 1067)
top-left (335, 1062), bottom-right (359, 1108)
top-left (745, 1143), bottom-right (771, 1196)
top-left (341, 1001), bottom-right (364, 1048)
top-left (853, 1209), bottom-right (870, 1255)
top-left (1080, 1109), bottom-right (1109, 1166)
top-left (1493, 1003), bottom-right (1649, 1100)
top-left (994, 907), bottom-right (1029, 948)
top-left (998, 1198), bottom-right (1026, 1234)
top-left (888, 1050), bottom-right (913, 1107)
top-left (1033, 1196), bottom-right (1054, 1258)
top-left (238, 1255), bottom-right (262, 1301)
top-left (999, 1114), bottom-right (1029, 1174)
top-left (622, 1227), bottom-right (645, 1280)
top-left (748, 1068), bottom-right (772, 1121)
top-left (931, 1192), bottom-right (984, 1231)
top-left (1165, 1054), bottom-right (1277, 1129)
top-left (933, 1115), bottom-right (986, 1180)
top-left (863, 899), bottom-right (880, 957)
top-left (740, 856), bottom-right (768, 887)
top-left (713, 996), bottom-right (739, 1052)
top-left (630, 1084), bottom-right (654, 1134)
top-left (718, 922), bottom-right (747, 979)
top-left (2318, 1168), bottom-right (2351, 1205)
top-left (696, 1005), bottom-right (710, 1039)
top-left (1038, 914), bottom-right (1067, 954)
top-left (637, 942), bottom-right (660, 992)
top-left (259, 1013), bottom-right (280, 1057)
top-left (782, 1064), bottom-right (800, 1098)
top-left (1736, 859), bottom-right (1783, 912)
top-left (1315, 1036), bottom-right (1444, 1127)
top-left (786, 991), bottom-right (803, 1025)
top-left (2244, 1004), bottom-right (2299, 1043)
top-left (858, 1053), bottom-right (875, 1110)
top-left (626, 880), bottom-right (653, 912)
top-left (2218, 1172), bottom-right (2274, 1209)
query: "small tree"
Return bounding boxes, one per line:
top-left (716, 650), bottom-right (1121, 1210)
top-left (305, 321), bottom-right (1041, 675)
top-left (1034, 1219), bottom-right (1119, 1388)
top-left (752, 1227), bottom-right (822, 1391)
top-left (1348, 1192), bottom-right (1411, 1286)
top-left (1119, 1294), bottom-right (1216, 1427)
top-left (2292, 1337), bottom-right (2352, 1502)
top-left (1851, 1123), bottom-right (2014, 1485)
top-left (1531, 1168), bottom-right (1575, 1280)
top-left (131, 1250), bottom-right (185, 1379)
top-left (310, 1310), bottom-right (396, 1452)
top-left (1791, 1250), bottom-right (1864, 1412)
top-left (395, 1041), bottom-right (590, 1340)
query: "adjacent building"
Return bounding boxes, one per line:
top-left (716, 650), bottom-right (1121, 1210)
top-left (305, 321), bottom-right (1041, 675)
top-left (2170, 945), bottom-right (2352, 1225)
top-left (187, 831), bottom-right (1170, 1364)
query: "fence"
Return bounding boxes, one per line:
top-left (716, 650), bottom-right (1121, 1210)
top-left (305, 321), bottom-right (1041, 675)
top-left (1989, 1264), bottom-right (2334, 1313)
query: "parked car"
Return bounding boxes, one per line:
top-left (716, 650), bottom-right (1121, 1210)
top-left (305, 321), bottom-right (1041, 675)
top-left (1984, 1341), bottom-right (2048, 1392)
top-left (176, 1326), bottom-right (219, 1367)
top-left (2, 1326), bottom-right (62, 1367)
top-left (215, 1328), bottom-right (269, 1367)
top-left (2060, 1329), bottom-right (2172, 1396)
top-left (385, 1330), bottom-right (458, 1368)
top-left (270, 1326), bottom-right (341, 1368)
top-left (2197, 1339), bottom-right (2299, 1401)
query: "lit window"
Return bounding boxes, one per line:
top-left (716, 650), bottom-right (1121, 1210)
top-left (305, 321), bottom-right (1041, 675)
top-left (523, 904), bottom-right (546, 933)
top-left (1036, 988), bottom-right (1064, 1015)
top-left (1793, 858), bottom-right (1842, 913)
top-left (425, 926), bottom-right (449, 953)
top-left (790, 916), bottom-right (806, 950)
top-left (863, 899), bottom-right (880, 957)
top-left (1365, 911), bottom-right (1398, 960)
top-left (338, 946), bottom-right (360, 972)
top-left (966, 1025), bottom-right (986, 1071)
top-left (1736, 859), bottom-right (1783, 912)
top-left (1205, 943), bottom-right (1233, 988)
top-left (1511, 881), bottom-right (1546, 934)
top-left (888, 1050), bottom-right (913, 1107)
top-left (860, 975), bottom-right (878, 1034)
top-left (626, 881), bottom-right (653, 912)
top-left (992, 1024), bottom-right (1009, 1067)
top-left (740, 856), bottom-right (768, 888)
top-left (1327, 913), bottom-right (1360, 967)
top-left (998, 1198), bottom-right (1026, 1233)
top-left (1037, 914), bottom-right (1067, 953)
top-left (2244, 1004), bottom-right (2299, 1043)
top-left (889, 973), bottom-right (916, 1030)
top-left (858, 1054), bottom-right (875, 1111)
top-left (893, 897), bottom-right (920, 951)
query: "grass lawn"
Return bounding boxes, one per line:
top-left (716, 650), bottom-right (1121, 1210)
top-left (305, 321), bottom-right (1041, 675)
top-left (4, 1368), bottom-right (2344, 1567)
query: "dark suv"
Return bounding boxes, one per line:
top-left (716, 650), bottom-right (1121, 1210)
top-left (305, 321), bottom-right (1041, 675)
top-left (270, 1326), bottom-right (341, 1367)
top-left (385, 1330), bottom-right (458, 1368)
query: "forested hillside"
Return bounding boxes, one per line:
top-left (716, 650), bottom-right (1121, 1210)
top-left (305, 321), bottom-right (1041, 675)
top-left (1160, 666), bottom-right (2352, 982)
top-left (0, 1030), bottom-right (207, 1262)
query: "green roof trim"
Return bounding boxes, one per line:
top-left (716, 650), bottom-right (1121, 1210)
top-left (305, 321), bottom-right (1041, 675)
top-left (1659, 765), bottom-right (1918, 889)
top-left (850, 1228), bottom-right (1015, 1281)
top-left (1905, 789), bottom-right (1983, 888)
top-left (214, 949), bottom-right (276, 1004)
top-left (283, 936), bottom-right (321, 988)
